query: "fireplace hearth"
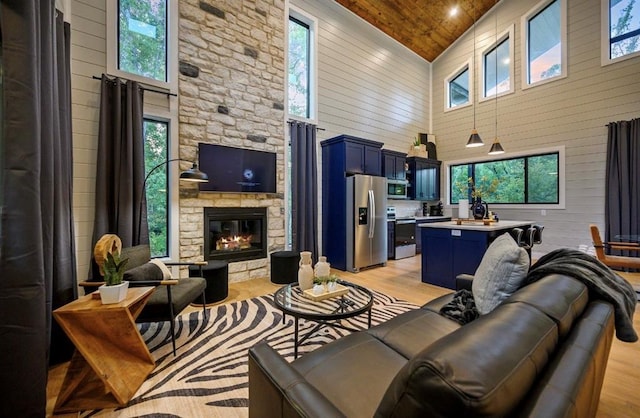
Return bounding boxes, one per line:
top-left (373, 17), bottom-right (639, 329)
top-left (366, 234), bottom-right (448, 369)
top-left (203, 207), bottom-right (267, 262)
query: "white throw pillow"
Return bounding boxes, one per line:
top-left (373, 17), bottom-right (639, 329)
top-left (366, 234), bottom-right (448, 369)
top-left (149, 259), bottom-right (173, 280)
top-left (472, 233), bottom-right (530, 315)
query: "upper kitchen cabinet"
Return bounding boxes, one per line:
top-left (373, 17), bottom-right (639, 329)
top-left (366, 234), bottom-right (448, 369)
top-left (407, 156), bottom-right (441, 201)
top-left (322, 135), bottom-right (383, 176)
top-left (381, 149), bottom-right (407, 180)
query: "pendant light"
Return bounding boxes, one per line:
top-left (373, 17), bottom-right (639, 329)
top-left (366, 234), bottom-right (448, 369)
top-left (466, 1), bottom-right (484, 148)
top-left (488, 0), bottom-right (505, 155)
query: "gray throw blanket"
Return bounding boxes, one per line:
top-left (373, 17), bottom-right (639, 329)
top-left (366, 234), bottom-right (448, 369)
top-left (526, 248), bottom-right (637, 343)
top-left (439, 248), bottom-right (638, 342)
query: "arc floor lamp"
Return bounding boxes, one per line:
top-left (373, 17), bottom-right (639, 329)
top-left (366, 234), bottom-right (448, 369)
top-left (138, 159), bottom-right (209, 239)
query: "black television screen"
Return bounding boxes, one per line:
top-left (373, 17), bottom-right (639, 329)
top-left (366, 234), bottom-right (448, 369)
top-left (198, 143), bottom-right (277, 193)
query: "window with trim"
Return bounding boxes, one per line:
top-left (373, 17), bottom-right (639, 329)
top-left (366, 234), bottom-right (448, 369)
top-left (482, 25), bottom-right (514, 99)
top-left (445, 60), bottom-right (471, 110)
top-left (286, 8), bottom-right (317, 248)
top-left (288, 16), bottom-right (311, 119)
top-left (107, 0), bottom-right (177, 90)
top-left (602, 0), bottom-right (640, 64)
top-left (449, 152), bottom-right (560, 205)
top-left (143, 118), bottom-right (169, 258)
top-left (522, 0), bottom-right (567, 87)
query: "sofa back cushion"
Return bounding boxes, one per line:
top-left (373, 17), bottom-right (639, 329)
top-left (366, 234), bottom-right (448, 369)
top-left (375, 276), bottom-right (591, 418)
top-left (504, 274), bottom-right (589, 338)
top-left (375, 303), bottom-right (558, 417)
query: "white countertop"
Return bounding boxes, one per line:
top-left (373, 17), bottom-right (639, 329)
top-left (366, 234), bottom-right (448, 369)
top-left (414, 216), bottom-right (451, 221)
top-left (418, 220), bottom-right (535, 231)
top-left (387, 216), bottom-right (451, 222)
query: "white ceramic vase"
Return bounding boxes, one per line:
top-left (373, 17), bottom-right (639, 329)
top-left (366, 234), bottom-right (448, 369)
top-left (298, 251), bottom-right (314, 290)
top-left (314, 256), bottom-right (330, 279)
top-left (99, 281), bottom-right (129, 304)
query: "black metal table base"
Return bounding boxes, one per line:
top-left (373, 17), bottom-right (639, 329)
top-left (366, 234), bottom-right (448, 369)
top-left (290, 297), bottom-right (372, 359)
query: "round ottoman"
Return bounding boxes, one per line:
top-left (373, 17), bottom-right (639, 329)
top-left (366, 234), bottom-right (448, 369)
top-left (189, 260), bottom-right (228, 305)
top-left (270, 251), bottom-right (300, 284)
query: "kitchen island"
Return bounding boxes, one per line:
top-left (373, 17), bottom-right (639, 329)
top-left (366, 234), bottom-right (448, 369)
top-left (419, 220), bottom-right (534, 289)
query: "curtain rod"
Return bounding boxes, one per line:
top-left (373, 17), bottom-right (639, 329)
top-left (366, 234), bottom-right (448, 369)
top-left (287, 119), bottom-right (325, 131)
top-left (92, 75), bottom-right (177, 97)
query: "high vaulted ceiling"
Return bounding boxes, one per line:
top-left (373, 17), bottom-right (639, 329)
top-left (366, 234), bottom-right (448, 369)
top-left (334, 0), bottom-right (498, 62)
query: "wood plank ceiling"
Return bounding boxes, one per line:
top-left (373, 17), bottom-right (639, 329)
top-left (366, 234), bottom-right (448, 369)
top-left (334, 0), bottom-right (498, 62)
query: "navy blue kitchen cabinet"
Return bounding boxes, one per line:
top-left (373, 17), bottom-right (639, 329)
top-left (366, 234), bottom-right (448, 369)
top-left (381, 149), bottom-right (407, 180)
top-left (321, 135), bottom-right (383, 270)
top-left (407, 157), bottom-right (441, 201)
top-left (421, 227), bottom-right (487, 289)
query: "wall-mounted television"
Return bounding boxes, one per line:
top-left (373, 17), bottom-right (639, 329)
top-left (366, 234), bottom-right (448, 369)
top-left (198, 143), bottom-right (277, 194)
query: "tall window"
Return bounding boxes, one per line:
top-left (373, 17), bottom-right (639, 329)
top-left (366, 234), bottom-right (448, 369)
top-left (602, 0), bottom-right (640, 64)
top-left (484, 39), bottom-right (509, 96)
top-left (108, 0), bottom-right (177, 90)
top-left (286, 7), bottom-right (317, 248)
top-left (482, 25), bottom-right (514, 99)
top-left (449, 151), bottom-right (560, 205)
top-left (143, 119), bottom-right (169, 258)
top-left (288, 16), bottom-right (311, 118)
top-left (445, 60), bottom-right (471, 111)
top-left (522, 0), bottom-right (567, 87)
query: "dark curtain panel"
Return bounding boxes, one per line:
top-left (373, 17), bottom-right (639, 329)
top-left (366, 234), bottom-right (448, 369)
top-left (0, 3), bottom-right (76, 417)
top-left (605, 118), bottom-right (640, 244)
top-left (290, 121), bottom-right (319, 259)
top-left (90, 75), bottom-right (146, 279)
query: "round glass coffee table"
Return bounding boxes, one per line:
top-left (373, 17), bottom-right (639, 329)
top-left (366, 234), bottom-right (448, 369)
top-left (273, 280), bottom-right (373, 358)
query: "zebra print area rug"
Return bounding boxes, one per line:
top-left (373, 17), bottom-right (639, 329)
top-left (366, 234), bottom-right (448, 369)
top-left (80, 291), bottom-right (417, 417)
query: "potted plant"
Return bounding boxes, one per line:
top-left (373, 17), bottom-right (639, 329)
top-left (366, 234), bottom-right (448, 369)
top-left (95, 234), bottom-right (130, 304)
top-left (408, 137), bottom-right (427, 157)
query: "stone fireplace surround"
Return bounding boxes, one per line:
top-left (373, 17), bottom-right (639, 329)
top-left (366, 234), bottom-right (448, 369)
top-left (176, 1), bottom-right (286, 283)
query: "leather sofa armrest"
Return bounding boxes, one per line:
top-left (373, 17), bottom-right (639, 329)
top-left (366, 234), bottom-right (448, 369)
top-left (248, 341), bottom-right (345, 418)
top-left (456, 274), bottom-right (474, 291)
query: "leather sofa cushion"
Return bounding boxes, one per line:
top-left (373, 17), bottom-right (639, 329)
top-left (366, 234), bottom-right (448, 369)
top-left (514, 300), bottom-right (615, 417)
top-left (292, 332), bottom-right (407, 418)
top-left (366, 308), bottom-right (460, 359)
top-left (420, 292), bottom-right (455, 313)
top-left (505, 274), bottom-right (588, 338)
top-left (375, 302), bottom-right (558, 417)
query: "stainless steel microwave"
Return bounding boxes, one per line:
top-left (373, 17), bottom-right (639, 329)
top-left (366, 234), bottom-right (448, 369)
top-left (387, 179), bottom-right (408, 199)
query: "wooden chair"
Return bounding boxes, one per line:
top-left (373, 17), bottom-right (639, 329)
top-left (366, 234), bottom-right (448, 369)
top-left (80, 245), bottom-right (208, 355)
top-left (589, 225), bottom-right (640, 270)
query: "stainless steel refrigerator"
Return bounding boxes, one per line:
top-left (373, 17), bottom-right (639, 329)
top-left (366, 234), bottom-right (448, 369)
top-left (346, 174), bottom-right (388, 272)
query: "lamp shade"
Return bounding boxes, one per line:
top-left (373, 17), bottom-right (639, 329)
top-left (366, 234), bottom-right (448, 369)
top-left (488, 140), bottom-right (505, 155)
top-left (466, 129), bottom-right (484, 148)
top-left (179, 163), bottom-right (209, 182)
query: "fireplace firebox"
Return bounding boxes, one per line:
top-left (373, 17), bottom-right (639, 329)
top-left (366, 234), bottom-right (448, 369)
top-left (203, 207), bottom-right (267, 262)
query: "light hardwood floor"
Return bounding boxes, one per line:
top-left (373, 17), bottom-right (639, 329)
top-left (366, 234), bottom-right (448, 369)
top-left (47, 256), bottom-right (640, 417)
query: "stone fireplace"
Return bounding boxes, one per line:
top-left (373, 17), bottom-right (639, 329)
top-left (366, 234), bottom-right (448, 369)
top-left (203, 207), bottom-right (267, 262)
top-left (177, 1), bottom-right (286, 283)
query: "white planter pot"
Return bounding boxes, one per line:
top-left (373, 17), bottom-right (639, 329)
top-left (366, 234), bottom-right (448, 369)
top-left (99, 281), bottom-right (129, 304)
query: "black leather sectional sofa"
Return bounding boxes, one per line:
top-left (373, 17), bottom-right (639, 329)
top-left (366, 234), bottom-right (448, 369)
top-left (248, 273), bottom-right (615, 417)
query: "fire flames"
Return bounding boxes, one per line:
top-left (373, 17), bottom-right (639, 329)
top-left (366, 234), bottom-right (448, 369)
top-left (216, 235), bottom-right (253, 251)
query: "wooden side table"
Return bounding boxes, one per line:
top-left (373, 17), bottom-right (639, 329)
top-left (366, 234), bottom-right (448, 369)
top-left (53, 286), bottom-right (156, 413)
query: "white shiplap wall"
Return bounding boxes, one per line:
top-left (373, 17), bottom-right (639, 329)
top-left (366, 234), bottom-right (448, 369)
top-left (70, 0), bottom-right (106, 279)
top-left (432, 0), bottom-right (640, 255)
top-left (291, 0), bottom-right (431, 152)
